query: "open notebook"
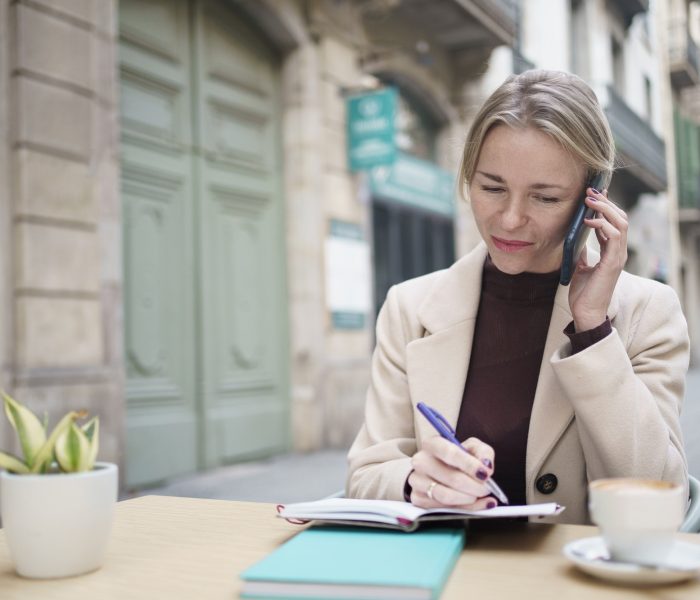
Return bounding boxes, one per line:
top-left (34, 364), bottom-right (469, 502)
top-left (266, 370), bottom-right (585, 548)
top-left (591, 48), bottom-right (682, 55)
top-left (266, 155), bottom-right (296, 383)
top-left (277, 497), bottom-right (565, 532)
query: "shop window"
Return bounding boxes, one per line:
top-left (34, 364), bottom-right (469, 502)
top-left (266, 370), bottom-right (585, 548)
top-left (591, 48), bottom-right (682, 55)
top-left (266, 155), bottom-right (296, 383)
top-left (372, 201), bottom-right (455, 317)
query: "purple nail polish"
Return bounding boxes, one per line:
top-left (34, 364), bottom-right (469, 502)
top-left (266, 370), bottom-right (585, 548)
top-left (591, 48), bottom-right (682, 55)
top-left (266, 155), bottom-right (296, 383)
top-left (487, 500), bottom-right (497, 509)
top-left (481, 458), bottom-right (493, 469)
top-left (591, 187), bottom-right (600, 194)
top-left (476, 469), bottom-right (488, 481)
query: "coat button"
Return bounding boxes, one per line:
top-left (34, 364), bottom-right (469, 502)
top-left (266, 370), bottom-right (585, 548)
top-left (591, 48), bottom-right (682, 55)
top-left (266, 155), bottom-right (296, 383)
top-left (536, 473), bottom-right (558, 494)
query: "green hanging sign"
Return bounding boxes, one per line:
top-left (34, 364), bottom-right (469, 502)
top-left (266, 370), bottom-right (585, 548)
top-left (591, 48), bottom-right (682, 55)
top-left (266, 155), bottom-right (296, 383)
top-left (347, 88), bottom-right (397, 171)
top-left (369, 152), bottom-right (455, 217)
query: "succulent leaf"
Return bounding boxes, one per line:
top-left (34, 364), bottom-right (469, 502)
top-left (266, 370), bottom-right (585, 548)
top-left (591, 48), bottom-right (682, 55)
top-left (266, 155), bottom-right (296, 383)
top-left (56, 422), bottom-right (91, 472)
top-left (1, 392), bottom-right (99, 475)
top-left (30, 410), bottom-right (82, 473)
top-left (1, 391), bottom-right (47, 468)
top-left (82, 417), bottom-right (99, 470)
top-left (0, 450), bottom-right (30, 474)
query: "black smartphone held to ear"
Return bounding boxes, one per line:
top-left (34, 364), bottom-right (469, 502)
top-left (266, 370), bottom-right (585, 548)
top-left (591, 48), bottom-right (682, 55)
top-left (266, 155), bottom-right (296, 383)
top-left (559, 172), bottom-right (606, 286)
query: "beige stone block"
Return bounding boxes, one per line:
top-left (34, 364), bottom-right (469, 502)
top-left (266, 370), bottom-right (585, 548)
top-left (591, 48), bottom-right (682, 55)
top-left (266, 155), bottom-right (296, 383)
top-left (282, 43), bottom-right (320, 107)
top-left (16, 149), bottom-right (96, 223)
top-left (328, 329), bottom-right (372, 359)
top-left (282, 105), bottom-right (322, 153)
top-left (16, 222), bottom-right (99, 293)
top-left (322, 124), bottom-right (347, 172)
top-left (93, 0), bottom-right (117, 37)
top-left (291, 384), bottom-right (324, 451)
top-left (320, 363), bottom-right (370, 448)
top-left (17, 4), bottom-right (92, 91)
top-left (16, 297), bottom-right (103, 368)
top-left (96, 157), bottom-right (121, 221)
top-left (322, 79), bottom-right (345, 128)
top-left (99, 220), bottom-right (122, 284)
top-left (17, 77), bottom-right (91, 159)
top-left (30, 0), bottom-right (94, 25)
top-left (322, 171), bottom-right (359, 220)
top-left (320, 37), bottom-right (360, 84)
top-left (95, 34), bottom-right (118, 107)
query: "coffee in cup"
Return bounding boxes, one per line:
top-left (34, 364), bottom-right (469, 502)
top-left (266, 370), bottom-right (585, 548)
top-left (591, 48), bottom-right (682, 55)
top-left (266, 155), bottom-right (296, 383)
top-left (588, 478), bottom-right (686, 564)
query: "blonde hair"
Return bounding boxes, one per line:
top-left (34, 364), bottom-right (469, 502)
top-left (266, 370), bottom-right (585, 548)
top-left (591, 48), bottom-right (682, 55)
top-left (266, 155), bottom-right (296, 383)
top-left (458, 70), bottom-right (615, 197)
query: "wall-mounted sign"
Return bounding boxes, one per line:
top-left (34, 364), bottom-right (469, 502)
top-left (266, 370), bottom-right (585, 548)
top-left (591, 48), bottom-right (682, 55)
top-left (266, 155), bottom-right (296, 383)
top-left (325, 220), bottom-right (371, 329)
top-left (369, 152), bottom-right (455, 217)
top-left (347, 87), bottom-right (397, 171)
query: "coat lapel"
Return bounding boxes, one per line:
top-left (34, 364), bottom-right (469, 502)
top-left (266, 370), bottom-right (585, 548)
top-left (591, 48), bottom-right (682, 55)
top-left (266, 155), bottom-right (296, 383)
top-left (525, 250), bottom-right (621, 491)
top-left (406, 244), bottom-right (488, 442)
top-left (525, 284), bottom-right (575, 491)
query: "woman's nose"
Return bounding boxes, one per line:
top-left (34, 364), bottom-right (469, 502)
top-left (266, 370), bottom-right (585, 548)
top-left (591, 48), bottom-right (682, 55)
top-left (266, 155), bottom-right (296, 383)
top-left (500, 200), bottom-right (528, 230)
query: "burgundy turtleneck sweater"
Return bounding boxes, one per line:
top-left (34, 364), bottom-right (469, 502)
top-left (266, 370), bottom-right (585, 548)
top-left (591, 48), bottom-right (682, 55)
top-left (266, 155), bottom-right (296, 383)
top-left (453, 257), bottom-right (611, 506)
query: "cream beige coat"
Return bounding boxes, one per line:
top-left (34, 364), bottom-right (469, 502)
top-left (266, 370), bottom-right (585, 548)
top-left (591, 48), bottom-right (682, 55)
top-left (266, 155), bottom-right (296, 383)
top-left (346, 243), bottom-right (690, 524)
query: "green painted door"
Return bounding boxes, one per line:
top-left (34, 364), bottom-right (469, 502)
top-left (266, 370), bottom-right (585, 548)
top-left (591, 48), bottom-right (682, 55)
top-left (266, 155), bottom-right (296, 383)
top-left (119, 0), bottom-right (289, 487)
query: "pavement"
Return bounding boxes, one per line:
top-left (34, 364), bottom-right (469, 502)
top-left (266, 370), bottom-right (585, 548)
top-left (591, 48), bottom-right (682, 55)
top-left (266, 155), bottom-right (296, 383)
top-left (126, 449), bottom-right (349, 504)
top-left (131, 369), bottom-right (700, 503)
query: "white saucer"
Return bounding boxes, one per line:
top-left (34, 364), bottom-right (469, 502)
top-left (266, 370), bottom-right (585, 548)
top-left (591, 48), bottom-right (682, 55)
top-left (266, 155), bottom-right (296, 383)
top-left (563, 536), bottom-right (700, 586)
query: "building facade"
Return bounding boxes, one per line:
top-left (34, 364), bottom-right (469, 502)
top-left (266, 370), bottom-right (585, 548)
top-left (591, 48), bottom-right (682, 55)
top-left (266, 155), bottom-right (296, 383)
top-left (0, 0), bottom-right (517, 488)
top-left (668, 0), bottom-right (700, 362)
top-left (0, 0), bottom-right (691, 489)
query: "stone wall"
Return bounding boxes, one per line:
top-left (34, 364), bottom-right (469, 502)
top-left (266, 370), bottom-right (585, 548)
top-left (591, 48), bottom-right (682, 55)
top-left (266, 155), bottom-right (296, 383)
top-left (0, 0), bottom-right (124, 471)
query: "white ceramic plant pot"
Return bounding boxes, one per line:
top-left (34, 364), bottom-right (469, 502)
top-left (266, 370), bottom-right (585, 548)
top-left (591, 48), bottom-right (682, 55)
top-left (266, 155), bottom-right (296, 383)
top-left (0, 462), bottom-right (117, 579)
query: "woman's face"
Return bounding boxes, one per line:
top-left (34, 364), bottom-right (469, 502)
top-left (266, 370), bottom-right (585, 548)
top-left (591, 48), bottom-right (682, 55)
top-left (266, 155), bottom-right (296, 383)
top-left (468, 125), bottom-right (588, 275)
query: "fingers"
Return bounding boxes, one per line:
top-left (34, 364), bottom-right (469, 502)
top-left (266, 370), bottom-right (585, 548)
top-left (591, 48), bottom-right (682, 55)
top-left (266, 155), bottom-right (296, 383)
top-left (584, 189), bottom-right (628, 264)
top-left (408, 470), bottom-right (497, 509)
top-left (408, 437), bottom-right (496, 509)
top-left (585, 188), bottom-right (628, 232)
top-left (423, 436), bottom-right (494, 483)
top-left (462, 436), bottom-right (495, 470)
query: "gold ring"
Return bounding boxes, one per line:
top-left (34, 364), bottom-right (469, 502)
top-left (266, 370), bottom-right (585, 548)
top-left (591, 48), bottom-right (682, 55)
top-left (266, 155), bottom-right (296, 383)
top-left (427, 480), bottom-right (437, 501)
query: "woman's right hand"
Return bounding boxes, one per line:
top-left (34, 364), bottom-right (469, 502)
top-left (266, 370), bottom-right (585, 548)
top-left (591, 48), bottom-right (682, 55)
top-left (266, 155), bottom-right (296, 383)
top-left (407, 436), bottom-right (497, 509)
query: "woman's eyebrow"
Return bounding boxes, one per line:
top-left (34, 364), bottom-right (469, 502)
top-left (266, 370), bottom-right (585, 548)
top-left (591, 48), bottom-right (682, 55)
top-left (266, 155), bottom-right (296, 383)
top-left (476, 171), bottom-right (568, 190)
top-left (476, 171), bottom-right (505, 183)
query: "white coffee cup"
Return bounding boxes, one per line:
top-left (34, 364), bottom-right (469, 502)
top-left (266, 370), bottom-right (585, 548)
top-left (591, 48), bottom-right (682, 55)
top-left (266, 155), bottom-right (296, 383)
top-left (588, 478), bottom-right (686, 565)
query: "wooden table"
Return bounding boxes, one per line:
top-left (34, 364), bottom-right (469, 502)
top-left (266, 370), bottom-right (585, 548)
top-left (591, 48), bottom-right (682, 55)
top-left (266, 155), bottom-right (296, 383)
top-left (0, 495), bottom-right (698, 599)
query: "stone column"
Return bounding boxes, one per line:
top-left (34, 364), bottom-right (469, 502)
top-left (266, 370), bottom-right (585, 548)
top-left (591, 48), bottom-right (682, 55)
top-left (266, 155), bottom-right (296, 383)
top-left (3, 0), bottom-right (124, 469)
top-left (0, 0), bottom-right (13, 446)
top-left (282, 39), bottom-right (327, 451)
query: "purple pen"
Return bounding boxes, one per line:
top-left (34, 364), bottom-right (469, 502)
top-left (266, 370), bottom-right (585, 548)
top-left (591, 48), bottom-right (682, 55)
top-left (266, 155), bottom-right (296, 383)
top-left (417, 402), bottom-right (510, 505)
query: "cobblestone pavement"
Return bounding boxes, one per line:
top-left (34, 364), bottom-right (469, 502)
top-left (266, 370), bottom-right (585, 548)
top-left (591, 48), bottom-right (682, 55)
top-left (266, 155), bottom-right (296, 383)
top-left (130, 368), bottom-right (700, 503)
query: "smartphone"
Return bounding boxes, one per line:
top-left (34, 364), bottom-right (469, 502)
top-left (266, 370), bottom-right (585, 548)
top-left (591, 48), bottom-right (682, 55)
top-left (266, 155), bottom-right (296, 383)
top-left (559, 172), bottom-right (606, 286)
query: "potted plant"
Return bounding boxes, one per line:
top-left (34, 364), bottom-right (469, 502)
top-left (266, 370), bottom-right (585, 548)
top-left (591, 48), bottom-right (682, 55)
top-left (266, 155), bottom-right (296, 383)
top-left (0, 391), bottom-right (117, 579)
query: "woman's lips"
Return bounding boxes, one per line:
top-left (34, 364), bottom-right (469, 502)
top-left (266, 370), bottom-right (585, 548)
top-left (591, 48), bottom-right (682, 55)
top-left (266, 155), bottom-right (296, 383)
top-left (491, 236), bottom-right (534, 253)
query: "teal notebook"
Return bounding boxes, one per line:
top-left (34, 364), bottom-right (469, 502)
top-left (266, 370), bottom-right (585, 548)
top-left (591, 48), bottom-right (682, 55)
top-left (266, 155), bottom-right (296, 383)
top-left (240, 526), bottom-right (465, 600)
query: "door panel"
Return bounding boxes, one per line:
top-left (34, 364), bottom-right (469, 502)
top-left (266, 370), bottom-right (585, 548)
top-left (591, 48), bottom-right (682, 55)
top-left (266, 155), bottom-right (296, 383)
top-left (194, 1), bottom-right (288, 466)
top-left (120, 0), bottom-right (289, 484)
top-left (120, 0), bottom-right (197, 486)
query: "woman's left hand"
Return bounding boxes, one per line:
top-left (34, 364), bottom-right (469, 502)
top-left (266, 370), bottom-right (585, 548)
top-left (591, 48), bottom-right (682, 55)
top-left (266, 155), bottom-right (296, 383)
top-left (568, 187), bottom-right (628, 332)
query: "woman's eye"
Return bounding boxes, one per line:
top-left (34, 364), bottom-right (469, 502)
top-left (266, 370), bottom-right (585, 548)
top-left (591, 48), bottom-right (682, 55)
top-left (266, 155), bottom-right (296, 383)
top-left (535, 195), bottom-right (559, 204)
top-left (481, 186), bottom-right (505, 194)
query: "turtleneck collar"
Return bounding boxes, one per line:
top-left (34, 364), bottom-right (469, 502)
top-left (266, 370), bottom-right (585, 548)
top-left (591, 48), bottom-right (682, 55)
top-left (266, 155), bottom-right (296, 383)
top-left (482, 254), bottom-right (560, 303)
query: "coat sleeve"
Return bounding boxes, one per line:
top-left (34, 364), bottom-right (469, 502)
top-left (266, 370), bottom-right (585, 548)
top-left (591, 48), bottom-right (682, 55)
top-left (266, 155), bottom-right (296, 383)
top-left (550, 283), bottom-right (690, 497)
top-left (345, 285), bottom-right (417, 500)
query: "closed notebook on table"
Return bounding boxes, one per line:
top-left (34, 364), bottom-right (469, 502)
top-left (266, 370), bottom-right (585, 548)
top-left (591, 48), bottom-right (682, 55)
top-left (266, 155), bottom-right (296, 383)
top-left (240, 526), bottom-right (465, 600)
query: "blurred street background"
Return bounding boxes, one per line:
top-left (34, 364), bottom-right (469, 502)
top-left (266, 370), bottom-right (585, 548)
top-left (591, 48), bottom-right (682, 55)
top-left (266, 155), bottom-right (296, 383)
top-left (1, 0), bottom-right (700, 502)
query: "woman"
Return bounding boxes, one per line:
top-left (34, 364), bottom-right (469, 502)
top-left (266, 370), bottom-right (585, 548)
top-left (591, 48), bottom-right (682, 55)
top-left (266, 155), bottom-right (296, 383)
top-left (346, 70), bottom-right (690, 524)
